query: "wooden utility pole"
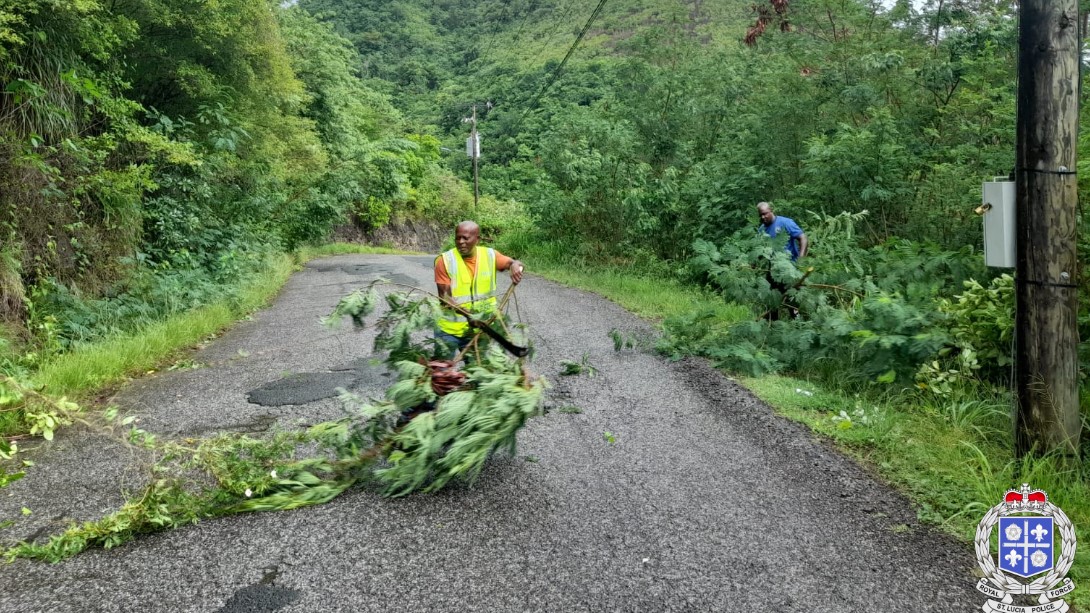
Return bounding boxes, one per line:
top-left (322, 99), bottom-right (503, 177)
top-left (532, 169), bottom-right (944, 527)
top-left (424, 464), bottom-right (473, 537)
top-left (1014, 0), bottom-right (1080, 456)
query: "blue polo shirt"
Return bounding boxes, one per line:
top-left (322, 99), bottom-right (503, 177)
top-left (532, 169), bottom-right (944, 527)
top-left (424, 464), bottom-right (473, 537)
top-left (761, 216), bottom-right (804, 261)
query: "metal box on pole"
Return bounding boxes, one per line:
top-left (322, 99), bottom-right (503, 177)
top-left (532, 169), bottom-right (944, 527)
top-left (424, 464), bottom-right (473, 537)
top-left (466, 134), bottom-right (480, 159)
top-left (981, 179), bottom-right (1015, 268)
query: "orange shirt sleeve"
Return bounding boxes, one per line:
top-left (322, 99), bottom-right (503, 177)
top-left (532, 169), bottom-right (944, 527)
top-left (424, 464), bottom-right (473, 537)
top-left (494, 251), bottom-right (513, 271)
top-left (434, 256), bottom-right (451, 285)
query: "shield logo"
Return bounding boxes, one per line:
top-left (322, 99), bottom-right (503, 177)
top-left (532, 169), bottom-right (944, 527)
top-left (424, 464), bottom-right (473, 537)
top-left (998, 516), bottom-right (1054, 578)
top-left (975, 485), bottom-right (1076, 611)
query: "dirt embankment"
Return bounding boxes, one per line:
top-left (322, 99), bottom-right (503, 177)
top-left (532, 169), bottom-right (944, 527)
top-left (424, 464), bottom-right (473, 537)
top-left (332, 216), bottom-right (449, 253)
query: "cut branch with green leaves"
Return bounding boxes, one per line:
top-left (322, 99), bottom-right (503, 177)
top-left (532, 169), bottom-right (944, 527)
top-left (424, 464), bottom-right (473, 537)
top-left (3, 281), bottom-right (544, 560)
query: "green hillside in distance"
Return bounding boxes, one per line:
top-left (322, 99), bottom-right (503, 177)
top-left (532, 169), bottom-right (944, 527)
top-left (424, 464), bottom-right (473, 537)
top-left (463, 0), bottom-right (754, 66)
top-left (297, 0), bottom-right (754, 125)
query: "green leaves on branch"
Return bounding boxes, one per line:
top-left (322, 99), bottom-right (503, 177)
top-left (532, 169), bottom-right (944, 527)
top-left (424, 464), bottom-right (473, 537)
top-left (323, 283), bottom-right (380, 329)
top-left (0, 375), bottom-right (79, 445)
top-left (665, 211), bottom-right (999, 391)
top-left (560, 353), bottom-right (597, 377)
top-left (324, 281), bottom-right (445, 363)
top-left (915, 274), bottom-right (1014, 396)
top-left (346, 358), bottom-right (545, 498)
top-left (292, 288), bottom-right (545, 498)
top-left (245, 288), bottom-right (546, 502)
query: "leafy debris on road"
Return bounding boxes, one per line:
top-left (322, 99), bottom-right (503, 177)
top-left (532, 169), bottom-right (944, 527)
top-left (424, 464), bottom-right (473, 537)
top-left (560, 353), bottom-right (597, 377)
top-left (2, 282), bottom-right (545, 561)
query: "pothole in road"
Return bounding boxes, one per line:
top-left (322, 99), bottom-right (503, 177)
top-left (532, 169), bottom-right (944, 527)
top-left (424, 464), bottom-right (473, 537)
top-left (338, 264), bottom-right (418, 287)
top-left (247, 360), bottom-right (391, 407)
top-left (215, 567), bottom-right (299, 613)
top-left (247, 372), bottom-right (356, 406)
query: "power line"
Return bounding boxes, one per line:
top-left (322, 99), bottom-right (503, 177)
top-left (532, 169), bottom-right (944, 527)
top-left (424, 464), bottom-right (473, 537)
top-left (481, 0), bottom-right (544, 67)
top-left (512, 0), bottom-right (608, 133)
top-left (481, 0), bottom-right (512, 59)
top-left (526, 0), bottom-right (578, 68)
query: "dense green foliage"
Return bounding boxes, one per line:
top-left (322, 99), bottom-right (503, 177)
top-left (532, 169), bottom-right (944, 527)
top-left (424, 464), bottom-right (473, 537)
top-left (0, 0), bottom-right (478, 373)
top-left (663, 211), bottom-right (991, 384)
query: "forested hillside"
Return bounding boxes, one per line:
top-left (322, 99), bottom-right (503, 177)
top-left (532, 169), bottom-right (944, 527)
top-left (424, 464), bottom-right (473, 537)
top-left (302, 0), bottom-right (1020, 252)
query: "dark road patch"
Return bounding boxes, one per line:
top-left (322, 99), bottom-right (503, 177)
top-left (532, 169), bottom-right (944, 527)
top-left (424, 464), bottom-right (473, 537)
top-left (338, 264), bottom-right (417, 287)
top-left (247, 360), bottom-right (391, 406)
top-left (247, 372), bottom-right (357, 406)
top-left (215, 567), bottom-right (299, 613)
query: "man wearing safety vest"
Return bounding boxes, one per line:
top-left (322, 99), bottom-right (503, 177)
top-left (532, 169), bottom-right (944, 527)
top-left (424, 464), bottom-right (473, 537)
top-left (434, 220), bottom-right (525, 356)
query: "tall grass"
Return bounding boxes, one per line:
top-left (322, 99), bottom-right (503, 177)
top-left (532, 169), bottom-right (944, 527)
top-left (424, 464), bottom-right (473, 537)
top-left (32, 255), bottom-right (296, 399)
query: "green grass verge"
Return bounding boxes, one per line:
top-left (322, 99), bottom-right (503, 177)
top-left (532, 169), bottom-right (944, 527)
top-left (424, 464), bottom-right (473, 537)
top-left (32, 254), bottom-right (297, 399)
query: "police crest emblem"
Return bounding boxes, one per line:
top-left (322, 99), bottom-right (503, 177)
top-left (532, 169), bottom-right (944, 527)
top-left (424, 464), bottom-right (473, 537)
top-left (975, 484), bottom-right (1076, 612)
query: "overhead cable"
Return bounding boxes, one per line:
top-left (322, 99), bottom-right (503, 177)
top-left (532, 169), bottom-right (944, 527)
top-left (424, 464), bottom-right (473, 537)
top-left (512, 0), bottom-right (608, 133)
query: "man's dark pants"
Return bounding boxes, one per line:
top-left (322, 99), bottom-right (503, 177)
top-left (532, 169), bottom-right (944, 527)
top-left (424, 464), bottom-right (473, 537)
top-left (435, 329), bottom-right (472, 359)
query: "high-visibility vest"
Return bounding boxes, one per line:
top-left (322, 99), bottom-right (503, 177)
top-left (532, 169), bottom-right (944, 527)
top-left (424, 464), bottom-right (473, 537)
top-left (436, 246), bottom-right (497, 336)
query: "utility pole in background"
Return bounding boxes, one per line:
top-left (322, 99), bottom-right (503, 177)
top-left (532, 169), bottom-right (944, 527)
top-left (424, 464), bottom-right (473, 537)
top-left (1014, 0), bottom-right (1080, 456)
top-left (465, 105), bottom-right (480, 210)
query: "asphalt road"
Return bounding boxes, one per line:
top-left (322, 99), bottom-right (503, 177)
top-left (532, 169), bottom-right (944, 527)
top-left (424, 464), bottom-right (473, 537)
top-left (0, 254), bottom-right (981, 612)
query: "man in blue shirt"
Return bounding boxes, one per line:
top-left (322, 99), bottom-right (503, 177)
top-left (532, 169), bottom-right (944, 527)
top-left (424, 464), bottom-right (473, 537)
top-left (757, 202), bottom-right (808, 321)
top-left (758, 202), bottom-right (808, 261)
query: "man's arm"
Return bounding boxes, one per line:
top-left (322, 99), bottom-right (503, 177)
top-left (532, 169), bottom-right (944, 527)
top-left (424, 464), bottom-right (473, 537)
top-left (507, 259), bottom-right (524, 284)
top-left (496, 254), bottom-right (525, 284)
top-left (435, 256), bottom-right (458, 308)
top-left (436, 283), bottom-right (455, 307)
top-left (783, 218), bottom-right (807, 259)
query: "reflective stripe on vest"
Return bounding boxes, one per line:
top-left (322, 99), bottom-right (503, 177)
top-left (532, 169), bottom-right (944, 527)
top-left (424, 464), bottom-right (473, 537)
top-left (437, 246), bottom-right (498, 336)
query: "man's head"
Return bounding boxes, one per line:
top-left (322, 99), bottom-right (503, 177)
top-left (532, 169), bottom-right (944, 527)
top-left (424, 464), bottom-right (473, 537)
top-left (757, 202), bottom-right (775, 227)
top-left (454, 221), bottom-right (481, 257)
